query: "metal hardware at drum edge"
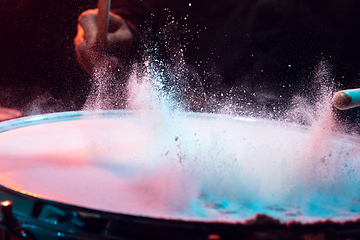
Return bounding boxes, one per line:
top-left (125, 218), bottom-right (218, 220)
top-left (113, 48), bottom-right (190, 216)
top-left (0, 200), bottom-right (30, 240)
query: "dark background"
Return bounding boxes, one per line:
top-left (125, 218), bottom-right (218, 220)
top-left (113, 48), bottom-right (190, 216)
top-left (0, 0), bottom-right (97, 115)
top-left (1, 0), bottom-right (360, 120)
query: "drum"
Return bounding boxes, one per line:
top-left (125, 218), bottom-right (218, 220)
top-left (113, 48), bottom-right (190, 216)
top-left (0, 110), bottom-right (360, 240)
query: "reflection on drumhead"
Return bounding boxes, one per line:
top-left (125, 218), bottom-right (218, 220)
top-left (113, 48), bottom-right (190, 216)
top-left (0, 110), bottom-right (360, 224)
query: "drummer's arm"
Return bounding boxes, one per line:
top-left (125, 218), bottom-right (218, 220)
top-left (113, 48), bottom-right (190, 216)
top-left (74, 0), bottom-right (156, 76)
top-left (74, 9), bottom-right (133, 76)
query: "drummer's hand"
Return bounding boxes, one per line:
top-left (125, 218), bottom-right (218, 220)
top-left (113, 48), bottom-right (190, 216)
top-left (74, 9), bottom-right (133, 76)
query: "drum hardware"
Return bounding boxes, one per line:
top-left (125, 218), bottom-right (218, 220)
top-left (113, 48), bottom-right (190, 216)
top-left (0, 200), bottom-right (13, 240)
top-left (0, 200), bottom-right (29, 240)
top-left (36, 204), bottom-right (85, 227)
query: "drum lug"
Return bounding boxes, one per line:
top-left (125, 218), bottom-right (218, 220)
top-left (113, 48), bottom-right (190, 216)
top-left (38, 204), bottom-right (85, 227)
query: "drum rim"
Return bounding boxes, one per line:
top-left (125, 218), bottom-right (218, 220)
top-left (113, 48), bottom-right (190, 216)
top-left (0, 109), bottom-right (309, 136)
top-left (1, 109), bottom-right (357, 145)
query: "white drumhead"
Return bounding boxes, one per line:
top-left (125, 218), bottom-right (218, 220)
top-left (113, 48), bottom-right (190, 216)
top-left (0, 110), bottom-right (360, 224)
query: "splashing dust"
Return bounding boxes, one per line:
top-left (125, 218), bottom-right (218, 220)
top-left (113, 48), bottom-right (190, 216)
top-left (74, 25), bottom-right (360, 224)
top-left (83, 65), bottom-right (127, 110)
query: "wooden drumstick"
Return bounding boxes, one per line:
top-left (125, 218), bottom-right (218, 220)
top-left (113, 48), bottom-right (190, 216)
top-left (333, 89), bottom-right (360, 110)
top-left (97, 0), bottom-right (111, 50)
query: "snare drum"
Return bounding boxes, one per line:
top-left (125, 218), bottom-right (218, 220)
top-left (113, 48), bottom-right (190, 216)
top-left (0, 110), bottom-right (360, 240)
